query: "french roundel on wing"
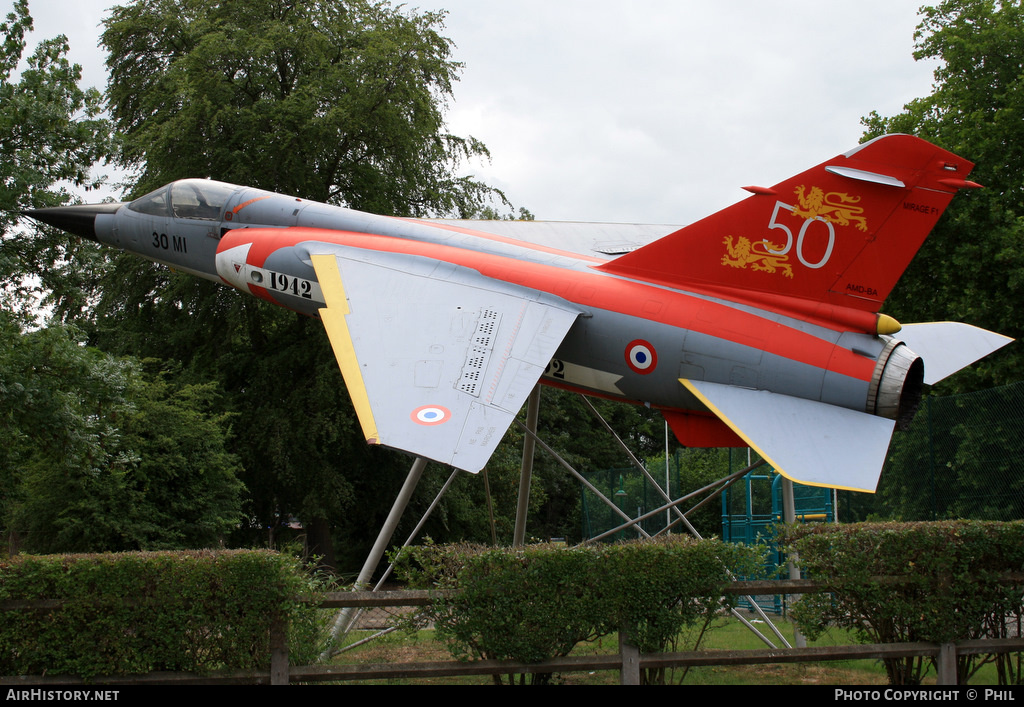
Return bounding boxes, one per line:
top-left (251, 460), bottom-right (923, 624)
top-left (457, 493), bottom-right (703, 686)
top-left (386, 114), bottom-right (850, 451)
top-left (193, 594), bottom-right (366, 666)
top-left (625, 339), bottom-right (657, 375)
top-left (411, 405), bottom-right (452, 426)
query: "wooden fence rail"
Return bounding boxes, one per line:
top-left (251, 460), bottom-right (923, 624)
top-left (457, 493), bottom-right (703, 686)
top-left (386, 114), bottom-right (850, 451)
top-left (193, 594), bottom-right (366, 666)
top-left (3, 580), bottom-right (1024, 685)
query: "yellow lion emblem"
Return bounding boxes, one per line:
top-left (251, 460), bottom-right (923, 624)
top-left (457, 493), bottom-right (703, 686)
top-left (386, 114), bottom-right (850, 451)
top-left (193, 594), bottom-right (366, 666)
top-left (721, 236), bottom-right (793, 278)
top-left (792, 186), bottom-right (868, 231)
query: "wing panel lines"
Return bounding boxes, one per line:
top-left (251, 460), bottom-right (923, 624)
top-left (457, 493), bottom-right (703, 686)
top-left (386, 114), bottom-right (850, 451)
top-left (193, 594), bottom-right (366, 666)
top-left (486, 301), bottom-right (528, 407)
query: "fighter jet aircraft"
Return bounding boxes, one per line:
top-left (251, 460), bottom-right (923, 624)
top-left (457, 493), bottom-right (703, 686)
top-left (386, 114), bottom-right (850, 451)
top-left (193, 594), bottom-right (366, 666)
top-left (25, 134), bottom-right (1012, 493)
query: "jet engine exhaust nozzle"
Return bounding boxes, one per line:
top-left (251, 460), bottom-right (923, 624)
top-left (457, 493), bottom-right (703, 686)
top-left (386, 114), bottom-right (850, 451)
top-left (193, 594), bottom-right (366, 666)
top-left (868, 338), bottom-right (924, 431)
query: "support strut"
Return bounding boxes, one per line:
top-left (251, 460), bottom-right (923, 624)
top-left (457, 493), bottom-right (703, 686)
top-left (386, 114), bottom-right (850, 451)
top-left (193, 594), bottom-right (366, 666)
top-left (513, 385), bottom-right (541, 547)
top-left (321, 456), bottom-right (428, 659)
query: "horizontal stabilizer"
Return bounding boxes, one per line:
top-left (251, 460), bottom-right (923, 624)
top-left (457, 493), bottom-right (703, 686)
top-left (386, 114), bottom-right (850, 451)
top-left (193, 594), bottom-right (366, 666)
top-left (894, 323), bottom-right (1014, 385)
top-left (680, 379), bottom-right (895, 493)
top-left (311, 248), bottom-right (581, 472)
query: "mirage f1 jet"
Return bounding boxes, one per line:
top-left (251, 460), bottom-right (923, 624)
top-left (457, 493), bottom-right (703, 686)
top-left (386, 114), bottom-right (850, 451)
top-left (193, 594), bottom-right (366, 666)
top-left (25, 134), bottom-right (1012, 493)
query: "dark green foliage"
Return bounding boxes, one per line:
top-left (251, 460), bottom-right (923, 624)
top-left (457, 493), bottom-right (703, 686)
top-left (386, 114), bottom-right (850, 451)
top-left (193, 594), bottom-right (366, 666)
top-left (397, 537), bottom-right (765, 683)
top-left (0, 1), bottom-right (245, 558)
top-left (780, 521), bottom-right (1024, 684)
top-left (101, 0), bottom-right (499, 215)
top-left (429, 544), bottom-right (603, 667)
top-left (0, 550), bottom-right (325, 679)
top-left (597, 538), bottom-right (752, 655)
top-left (0, 0), bottom-right (109, 211)
top-left (504, 388), bottom-right (665, 544)
top-left (0, 315), bottom-right (244, 554)
top-left (658, 447), bottom-right (734, 538)
top-left (852, 2), bottom-right (1024, 523)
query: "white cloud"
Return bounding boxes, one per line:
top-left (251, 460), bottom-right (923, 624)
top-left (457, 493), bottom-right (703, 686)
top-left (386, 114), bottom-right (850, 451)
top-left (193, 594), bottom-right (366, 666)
top-left (22, 0), bottom-right (939, 222)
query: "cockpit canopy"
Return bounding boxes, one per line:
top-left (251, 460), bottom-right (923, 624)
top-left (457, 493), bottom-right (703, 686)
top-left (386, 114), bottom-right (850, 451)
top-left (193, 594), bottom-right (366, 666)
top-left (128, 179), bottom-right (236, 221)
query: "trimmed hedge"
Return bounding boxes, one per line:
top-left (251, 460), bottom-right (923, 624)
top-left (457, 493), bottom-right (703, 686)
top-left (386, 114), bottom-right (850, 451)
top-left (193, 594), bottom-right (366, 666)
top-left (398, 537), bottom-right (765, 669)
top-left (0, 550), bottom-right (323, 679)
top-left (780, 521), bottom-right (1024, 684)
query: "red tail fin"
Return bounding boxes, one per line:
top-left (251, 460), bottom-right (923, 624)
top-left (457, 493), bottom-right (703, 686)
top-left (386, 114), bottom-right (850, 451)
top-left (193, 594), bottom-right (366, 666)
top-left (598, 134), bottom-right (979, 314)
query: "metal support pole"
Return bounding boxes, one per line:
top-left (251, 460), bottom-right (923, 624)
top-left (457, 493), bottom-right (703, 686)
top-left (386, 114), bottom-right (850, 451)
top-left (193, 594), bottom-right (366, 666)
top-left (585, 464), bottom-right (755, 543)
top-left (513, 385), bottom-right (541, 547)
top-left (332, 468), bottom-right (463, 659)
top-left (577, 391), bottom-right (782, 643)
top-left (517, 419), bottom-right (652, 538)
top-left (482, 467), bottom-right (498, 546)
top-left (321, 456), bottom-right (428, 659)
top-left (665, 419), bottom-right (671, 534)
top-left (372, 467), bottom-right (461, 589)
top-left (781, 476), bottom-right (807, 648)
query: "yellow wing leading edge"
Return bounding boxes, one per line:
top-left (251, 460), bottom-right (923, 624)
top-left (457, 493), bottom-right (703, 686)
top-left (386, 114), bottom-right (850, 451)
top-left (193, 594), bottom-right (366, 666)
top-left (311, 253), bottom-right (381, 445)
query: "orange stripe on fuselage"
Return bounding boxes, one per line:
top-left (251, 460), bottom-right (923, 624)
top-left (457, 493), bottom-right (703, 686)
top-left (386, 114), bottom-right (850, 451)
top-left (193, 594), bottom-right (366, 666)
top-left (220, 227), bottom-right (876, 382)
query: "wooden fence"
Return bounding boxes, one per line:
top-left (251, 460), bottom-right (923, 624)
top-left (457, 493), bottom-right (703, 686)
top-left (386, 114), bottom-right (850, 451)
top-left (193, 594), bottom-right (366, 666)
top-left (3, 580), bottom-right (1024, 685)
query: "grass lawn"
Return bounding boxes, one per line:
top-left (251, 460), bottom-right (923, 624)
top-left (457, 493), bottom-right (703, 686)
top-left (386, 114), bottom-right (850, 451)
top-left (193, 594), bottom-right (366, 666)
top-left (324, 611), bottom-right (1014, 685)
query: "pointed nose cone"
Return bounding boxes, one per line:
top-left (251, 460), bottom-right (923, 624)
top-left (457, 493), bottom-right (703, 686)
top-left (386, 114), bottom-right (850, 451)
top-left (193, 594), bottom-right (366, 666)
top-left (22, 202), bottom-right (125, 242)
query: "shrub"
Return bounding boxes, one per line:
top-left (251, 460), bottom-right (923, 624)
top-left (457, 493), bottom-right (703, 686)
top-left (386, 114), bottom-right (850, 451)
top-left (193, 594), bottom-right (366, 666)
top-left (0, 550), bottom-right (325, 679)
top-left (397, 536), bottom-right (765, 684)
top-left (780, 521), bottom-right (1024, 684)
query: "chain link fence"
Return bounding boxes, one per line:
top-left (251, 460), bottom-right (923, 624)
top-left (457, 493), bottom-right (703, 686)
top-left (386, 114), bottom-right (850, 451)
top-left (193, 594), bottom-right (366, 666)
top-left (840, 381), bottom-right (1024, 522)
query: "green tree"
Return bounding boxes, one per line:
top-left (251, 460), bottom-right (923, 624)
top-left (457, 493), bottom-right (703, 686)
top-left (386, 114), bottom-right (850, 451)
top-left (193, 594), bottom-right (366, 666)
top-left (0, 315), bottom-right (132, 552)
top-left (0, 0), bottom-right (112, 323)
top-left (101, 0), bottom-right (498, 214)
top-left (0, 317), bottom-right (244, 554)
top-left (862, 0), bottom-right (1024, 391)
top-left (94, 0), bottom-right (512, 568)
top-left (0, 1), bottom-right (244, 554)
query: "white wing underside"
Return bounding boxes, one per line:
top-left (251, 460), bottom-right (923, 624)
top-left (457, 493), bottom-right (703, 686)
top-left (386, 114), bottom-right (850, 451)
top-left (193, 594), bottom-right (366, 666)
top-left (682, 379), bottom-right (895, 493)
top-left (310, 247), bottom-right (581, 472)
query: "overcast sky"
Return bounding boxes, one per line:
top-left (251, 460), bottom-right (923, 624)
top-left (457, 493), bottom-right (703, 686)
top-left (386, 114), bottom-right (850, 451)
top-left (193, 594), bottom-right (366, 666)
top-left (23, 0), bottom-right (939, 223)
